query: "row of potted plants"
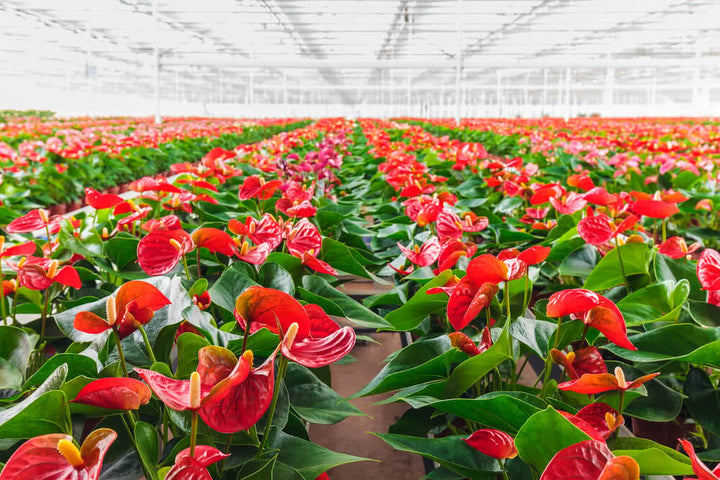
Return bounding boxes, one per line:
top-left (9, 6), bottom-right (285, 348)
top-left (1, 115), bottom-right (720, 479)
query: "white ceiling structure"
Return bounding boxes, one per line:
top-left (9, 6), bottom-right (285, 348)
top-left (0, 0), bottom-right (718, 118)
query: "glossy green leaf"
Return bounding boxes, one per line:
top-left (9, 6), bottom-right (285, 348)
top-left (384, 270), bottom-right (453, 331)
top-left (208, 262), bottom-right (258, 312)
top-left (284, 363), bottom-right (365, 425)
top-left (617, 280), bottom-right (689, 326)
top-left (272, 431), bottom-right (371, 480)
top-left (444, 323), bottom-right (511, 397)
top-left (514, 407), bottom-right (591, 471)
top-left (373, 433), bottom-right (500, 480)
top-left (134, 421), bottom-right (160, 480)
top-left (684, 366), bottom-right (720, 436)
top-left (610, 437), bottom-right (693, 475)
top-left (604, 323), bottom-right (720, 367)
top-left (299, 276), bottom-right (390, 329)
top-left (584, 243), bottom-right (650, 291)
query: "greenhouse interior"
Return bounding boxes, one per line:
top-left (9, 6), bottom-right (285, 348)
top-left (0, 1), bottom-right (719, 479)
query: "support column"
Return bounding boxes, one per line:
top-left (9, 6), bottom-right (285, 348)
top-left (454, 0), bottom-right (462, 124)
top-left (152, 0), bottom-right (161, 123)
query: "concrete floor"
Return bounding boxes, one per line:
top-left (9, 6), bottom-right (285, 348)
top-left (310, 332), bottom-right (426, 480)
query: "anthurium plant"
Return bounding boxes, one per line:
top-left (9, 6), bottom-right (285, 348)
top-left (0, 115), bottom-right (719, 479)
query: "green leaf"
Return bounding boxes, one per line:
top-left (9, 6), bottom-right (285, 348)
top-left (558, 245), bottom-right (598, 277)
top-left (0, 365), bottom-right (71, 438)
top-left (687, 300), bottom-right (720, 327)
top-left (272, 431), bottom-right (371, 480)
top-left (238, 456), bottom-right (277, 480)
top-left (299, 276), bottom-right (390, 329)
top-left (604, 323), bottom-right (720, 368)
top-left (208, 262), bottom-right (258, 312)
top-left (175, 333), bottom-right (210, 379)
top-left (284, 363), bottom-right (365, 425)
top-left (384, 270), bottom-right (453, 331)
top-left (259, 262), bottom-right (295, 296)
top-left (134, 421), bottom-right (160, 480)
top-left (320, 238), bottom-right (375, 280)
top-left (510, 317), bottom-right (557, 358)
top-left (353, 336), bottom-right (464, 398)
top-left (617, 280), bottom-right (689, 326)
top-left (0, 358), bottom-right (23, 391)
top-left (414, 392), bottom-right (546, 434)
top-left (654, 254), bottom-right (704, 301)
top-left (0, 326), bottom-right (35, 378)
top-left (23, 353), bottom-right (97, 389)
top-left (514, 407), bottom-right (591, 471)
top-left (373, 433), bottom-right (500, 479)
top-left (584, 243), bottom-right (650, 291)
top-left (684, 366), bottom-right (720, 436)
top-left (444, 323), bottom-right (511, 398)
top-left (103, 233), bottom-right (140, 270)
top-left (610, 437), bottom-right (693, 475)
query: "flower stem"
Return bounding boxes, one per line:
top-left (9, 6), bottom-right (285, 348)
top-left (0, 273), bottom-right (6, 325)
top-left (112, 327), bottom-right (128, 377)
top-left (189, 410), bottom-right (199, 458)
top-left (11, 288), bottom-right (18, 325)
top-left (522, 274), bottom-right (529, 315)
top-left (182, 254), bottom-right (191, 278)
top-left (498, 459), bottom-right (510, 480)
top-left (541, 317), bottom-right (564, 398)
top-left (614, 237), bottom-right (629, 293)
top-left (617, 390), bottom-right (626, 418)
top-left (662, 219), bottom-right (667, 242)
top-left (40, 289), bottom-right (50, 342)
top-left (136, 323), bottom-right (157, 364)
top-left (259, 355), bottom-right (289, 454)
top-left (241, 318), bottom-right (252, 354)
top-left (505, 281), bottom-right (512, 321)
top-left (196, 248), bottom-right (202, 279)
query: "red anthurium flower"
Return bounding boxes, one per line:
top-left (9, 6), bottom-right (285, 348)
top-left (16, 257), bottom-right (81, 290)
top-left (583, 187), bottom-right (615, 206)
top-left (166, 445), bottom-right (229, 480)
top-left (631, 200), bottom-right (679, 219)
top-left (285, 181), bottom-right (315, 203)
top-left (558, 366), bottom-right (659, 395)
top-left (137, 346), bottom-right (273, 433)
top-left (696, 199), bottom-right (713, 212)
top-left (238, 175), bottom-right (282, 200)
top-left (530, 183), bottom-right (566, 205)
top-left (84, 187), bottom-right (124, 210)
top-left (517, 245), bottom-right (551, 266)
top-left (286, 219), bottom-right (322, 255)
top-left (577, 212), bottom-right (638, 246)
top-left (6, 209), bottom-right (60, 234)
top-left (191, 228), bottom-right (238, 257)
top-left (540, 440), bottom-right (639, 480)
top-left (547, 289), bottom-right (636, 350)
top-left (444, 254), bottom-right (509, 330)
top-left (229, 214), bottom-right (282, 250)
top-left (0, 238), bottom-right (36, 259)
top-left (449, 329), bottom-right (492, 357)
top-left (464, 429), bottom-right (518, 460)
top-left (459, 212), bottom-right (489, 233)
top-left (679, 439), bottom-right (720, 480)
top-left (447, 280), bottom-right (499, 331)
top-left (293, 249), bottom-right (338, 276)
top-left (0, 429), bottom-right (116, 480)
top-left (658, 236), bottom-right (700, 259)
top-left (235, 240), bottom-right (271, 265)
top-left (193, 291), bottom-right (211, 310)
top-left (74, 280), bottom-right (170, 338)
top-left (436, 211), bottom-right (464, 240)
top-left (568, 174), bottom-right (595, 192)
top-left (398, 237), bottom-right (441, 267)
top-left (142, 215), bottom-right (182, 232)
top-left (575, 403), bottom-right (624, 440)
top-left (436, 239), bottom-right (477, 272)
top-left (550, 192), bottom-right (587, 215)
top-left (235, 286), bottom-right (355, 368)
top-left (550, 346), bottom-right (607, 380)
top-left (277, 198), bottom-right (317, 218)
top-left (697, 249), bottom-right (720, 291)
top-left (137, 229), bottom-right (194, 276)
top-left (72, 377), bottom-right (152, 410)
top-left (130, 177), bottom-right (184, 194)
